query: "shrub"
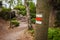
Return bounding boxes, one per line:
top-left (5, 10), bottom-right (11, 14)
top-left (19, 10), bottom-right (26, 16)
top-left (11, 20), bottom-right (19, 27)
top-left (14, 5), bottom-right (25, 10)
top-left (0, 8), bottom-right (16, 20)
top-left (0, 11), bottom-right (10, 20)
top-left (14, 5), bottom-right (26, 16)
top-left (48, 28), bottom-right (60, 40)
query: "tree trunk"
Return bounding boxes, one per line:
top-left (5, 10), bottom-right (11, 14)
top-left (24, 0), bottom-right (32, 30)
top-left (34, 0), bottom-right (50, 40)
top-left (49, 8), bottom-right (56, 27)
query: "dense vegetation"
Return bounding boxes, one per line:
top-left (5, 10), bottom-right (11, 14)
top-left (29, 28), bottom-right (60, 40)
top-left (0, 7), bottom-right (11, 20)
top-left (29, 2), bottom-right (36, 24)
top-left (14, 5), bottom-right (26, 16)
top-left (48, 28), bottom-right (60, 40)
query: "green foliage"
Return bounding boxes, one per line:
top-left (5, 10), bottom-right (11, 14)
top-left (11, 19), bottom-right (19, 27)
top-left (29, 2), bottom-right (36, 24)
top-left (14, 5), bottom-right (26, 16)
top-left (29, 2), bottom-right (36, 13)
top-left (0, 7), bottom-right (11, 20)
top-left (48, 28), bottom-right (60, 40)
top-left (2, 7), bottom-right (11, 12)
top-left (31, 18), bottom-right (35, 24)
top-left (19, 10), bottom-right (26, 16)
top-left (17, 0), bottom-right (22, 5)
top-left (14, 5), bottom-right (25, 10)
top-left (29, 28), bottom-right (60, 40)
top-left (0, 7), bottom-right (16, 20)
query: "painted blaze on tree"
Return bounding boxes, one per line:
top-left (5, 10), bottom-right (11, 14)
top-left (36, 14), bottom-right (43, 24)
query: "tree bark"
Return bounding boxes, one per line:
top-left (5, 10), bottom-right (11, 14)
top-left (49, 5), bottom-right (57, 27)
top-left (49, 8), bottom-right (56, 27)
top-left (34, 0), bottom-right (50, 40)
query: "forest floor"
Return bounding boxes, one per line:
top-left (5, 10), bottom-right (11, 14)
top-left (0, 17), bottom-right (33, 40)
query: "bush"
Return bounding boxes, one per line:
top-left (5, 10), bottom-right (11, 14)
top-left (0, 8), bottom-right (11, 19)
top-left (14, 5), bottom-right (26, 16)
top-left (19, 10), bottom-right (26, 16)
top-left (48, 28), bottom-right (60, 40)
top-left (0, 11), bottom-right (10, 20)
top-left (14, 5), bottom-right (25, 10)
top-left (11, 20), bottom-right (19, 27)
top-left (0, 8), bottom-right (16, 20)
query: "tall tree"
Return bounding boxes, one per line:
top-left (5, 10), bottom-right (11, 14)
top-left (24, 0), bottom-right (32, 30)
top-left (34, 0), bottom-right (50, 40)
top-left (49, 0), bottom-right (60, 27)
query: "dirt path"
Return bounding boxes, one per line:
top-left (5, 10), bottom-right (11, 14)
top-left (0, 17), bottom-right (33, 40)
top-left (1, 29), bottom-right (27, 40)
top-left (0, 18), bottom-right (28, 40)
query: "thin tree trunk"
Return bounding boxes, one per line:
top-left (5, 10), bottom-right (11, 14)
top-left (34, 0), bottom-right (50, 40)
top-left (24, 0), bottom-right (32, 30)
